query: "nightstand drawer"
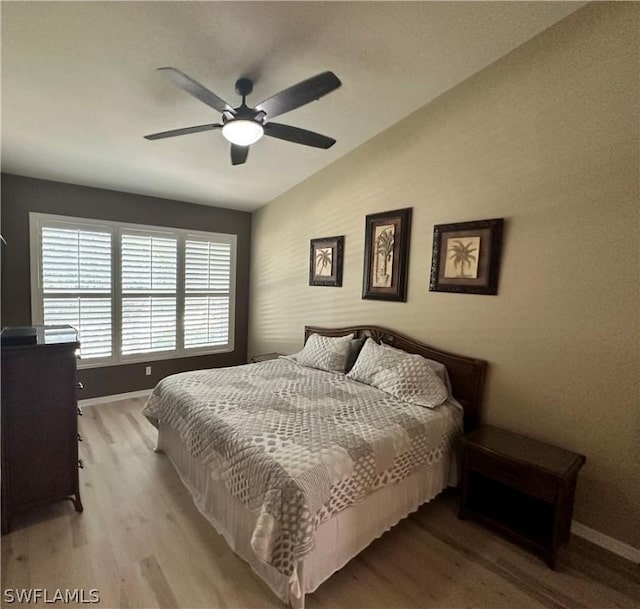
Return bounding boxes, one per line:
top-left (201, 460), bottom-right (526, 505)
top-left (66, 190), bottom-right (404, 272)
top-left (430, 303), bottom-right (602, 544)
top-left (466, 448), bottom-right (556, 503)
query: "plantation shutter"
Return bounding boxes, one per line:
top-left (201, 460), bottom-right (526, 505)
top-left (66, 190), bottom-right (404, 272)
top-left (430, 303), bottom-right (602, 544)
top-left (32, 213), bottom-right (236, 366)
top-left (40, 226), bottom-right (112, 359)
top-left (121, 233), bottom-right (177, 355)
top-left (184, 239), bottom-right (232, 348)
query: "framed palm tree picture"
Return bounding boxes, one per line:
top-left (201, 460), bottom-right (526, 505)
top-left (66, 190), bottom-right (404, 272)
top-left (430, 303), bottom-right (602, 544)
top-left (362, 208), bottom-right (412, 301)
top-left (429, 218), bottom-right (504, 295)
top-left (309, 236), bottom-right (344, 287)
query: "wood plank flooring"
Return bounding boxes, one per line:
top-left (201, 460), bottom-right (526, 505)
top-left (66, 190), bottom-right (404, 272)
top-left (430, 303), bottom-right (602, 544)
top-left (2, 398), bottom-right (639, 609)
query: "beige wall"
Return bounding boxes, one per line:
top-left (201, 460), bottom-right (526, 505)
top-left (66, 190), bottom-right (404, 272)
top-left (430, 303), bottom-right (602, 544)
top-left (249, 3), bottom-right (639, 548)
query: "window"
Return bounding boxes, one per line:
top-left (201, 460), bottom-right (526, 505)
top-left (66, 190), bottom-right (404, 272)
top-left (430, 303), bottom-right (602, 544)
top-left (40, 225), bottom-right (113, 360)
top-left (121, 232), bottom-right (177, 355)
top-left (30, 213), bottom-right (236, 367)
top-left (184, 239), bottom-right (231, 349)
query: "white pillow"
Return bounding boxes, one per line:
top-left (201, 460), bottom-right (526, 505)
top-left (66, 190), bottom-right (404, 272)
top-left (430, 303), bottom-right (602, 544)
top-left (381, 342), bottom-right (453, 396)
top-left (287, 333), bottom-right (354, 373)
top-left (347, 338), bottom-right (448, 408)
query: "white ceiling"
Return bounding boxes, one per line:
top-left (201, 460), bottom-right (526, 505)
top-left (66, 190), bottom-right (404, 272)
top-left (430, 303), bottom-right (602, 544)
top-left (1, 1), bottom-right (585, 212)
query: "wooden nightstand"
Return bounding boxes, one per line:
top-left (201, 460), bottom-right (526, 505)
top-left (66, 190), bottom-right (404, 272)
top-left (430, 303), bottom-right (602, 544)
top-left (459, 425), bottom-right (585, 568)
top-left (250, 352), bottom-right (282, 363)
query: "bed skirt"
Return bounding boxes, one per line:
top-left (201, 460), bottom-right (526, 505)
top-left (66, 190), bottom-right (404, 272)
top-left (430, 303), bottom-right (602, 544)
top-left (157, 421), bottom-right (452, 608)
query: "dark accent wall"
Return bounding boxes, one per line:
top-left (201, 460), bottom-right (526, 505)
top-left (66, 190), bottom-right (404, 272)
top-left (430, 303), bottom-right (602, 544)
top-left (1, 173), bottom-right (251, 398)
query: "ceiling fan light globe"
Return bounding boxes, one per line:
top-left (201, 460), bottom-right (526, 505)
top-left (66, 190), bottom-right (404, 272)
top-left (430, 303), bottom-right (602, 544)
top-left (222, 120), bottom-right (264, 146)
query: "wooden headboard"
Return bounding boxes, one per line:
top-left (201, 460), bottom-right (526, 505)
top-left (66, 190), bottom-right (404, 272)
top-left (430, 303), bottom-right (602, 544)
top-left (304, 325), bottom-right (487, 433)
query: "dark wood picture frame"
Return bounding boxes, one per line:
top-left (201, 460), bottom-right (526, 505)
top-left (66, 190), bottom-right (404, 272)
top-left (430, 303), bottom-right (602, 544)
top-left (362, 207), bottom-right (412, 301)
top-left (309, 236), bottom-right (344, 287)
top-left (429, 218), bottom-right (504, 295)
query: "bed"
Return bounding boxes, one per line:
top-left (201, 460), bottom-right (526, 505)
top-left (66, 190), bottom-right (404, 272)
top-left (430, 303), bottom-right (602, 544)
top-left (142, 325), bottom-right (487, 607)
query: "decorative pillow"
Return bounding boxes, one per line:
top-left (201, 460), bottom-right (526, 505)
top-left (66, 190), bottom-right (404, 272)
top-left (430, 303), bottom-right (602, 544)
top-left (347, 338), bottom-right (448, 408)
top-left (288, 333), bottom-right (354, 373)
top-left (345, 337), bottom-right (365, 372)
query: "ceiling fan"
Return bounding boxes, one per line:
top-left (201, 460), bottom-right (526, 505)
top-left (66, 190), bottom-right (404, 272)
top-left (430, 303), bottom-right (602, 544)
top-left (144, 68), bottom-right (341, 166)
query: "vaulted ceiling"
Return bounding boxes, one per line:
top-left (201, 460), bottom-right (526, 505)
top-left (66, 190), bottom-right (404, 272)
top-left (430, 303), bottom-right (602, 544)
top-left (1, 2), bottom-right (584, 211)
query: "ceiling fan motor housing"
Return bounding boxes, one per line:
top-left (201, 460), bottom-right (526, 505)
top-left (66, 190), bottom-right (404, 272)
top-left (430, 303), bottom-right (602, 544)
top-left (222, 106), bottom-right (265, 126)
top-left (235, 77), bottom-right (254, 98)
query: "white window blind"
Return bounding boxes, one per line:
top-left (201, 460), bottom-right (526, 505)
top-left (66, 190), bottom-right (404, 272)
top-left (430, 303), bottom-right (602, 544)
top-left (184, 239), bottom-right (231, 348)
top-left (121, 234), bottom-right (177, 292)
top-left (121, 297), bottom-right (177, 354)
top-left (42, 227), bottom-right (111, 292)
top-left (40, 226), bottom-right (112, 359)
top-left (121, 233), bottom-right (177, 355)
top-left (31, 213), bottom-right (236, 368)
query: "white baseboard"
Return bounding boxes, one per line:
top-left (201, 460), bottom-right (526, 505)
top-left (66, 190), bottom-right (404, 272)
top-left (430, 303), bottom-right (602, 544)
top-left (572, 520), bottom-right (640, 564)
top-left (79, 389), bottom-right (152, 407)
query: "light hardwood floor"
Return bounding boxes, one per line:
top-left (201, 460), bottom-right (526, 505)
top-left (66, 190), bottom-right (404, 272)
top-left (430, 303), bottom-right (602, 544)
top-left (2, 398), bottom-right (639, 609)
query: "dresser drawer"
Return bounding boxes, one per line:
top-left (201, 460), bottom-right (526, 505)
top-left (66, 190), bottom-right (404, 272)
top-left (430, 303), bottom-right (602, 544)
top-left (466, 447), bottom-right (557, 503)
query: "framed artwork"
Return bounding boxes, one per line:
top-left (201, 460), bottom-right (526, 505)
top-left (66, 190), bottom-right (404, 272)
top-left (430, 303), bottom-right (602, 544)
top-left (362, 207), bottom-right (412, 301)
top-left (309, 236), bottom-right (344, 287)
top-left (429, 218), bottom-right (504, 295)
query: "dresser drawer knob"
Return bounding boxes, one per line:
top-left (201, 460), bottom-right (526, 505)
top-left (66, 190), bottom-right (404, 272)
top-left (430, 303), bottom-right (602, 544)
top-left (77, 406), bottom-right (83, 416)
top-left (76, 382), bottom-right (84, 390)
top-left (78, 459), bottom-right (84, 469)
top-left (77, 433), bottom-right (83, 442)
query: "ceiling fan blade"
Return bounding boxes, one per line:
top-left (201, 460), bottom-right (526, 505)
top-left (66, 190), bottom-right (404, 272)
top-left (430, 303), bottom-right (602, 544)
top-left (255, 71), bottom-right (341, 119)
top-left (231, 144), bottom-right (249, 166)
top-left (263, 122), bottom-right (336, 149)
top-left (144, 124), bottom-right (222, 140)
top-left (158, 67), bottom-right (233, 114)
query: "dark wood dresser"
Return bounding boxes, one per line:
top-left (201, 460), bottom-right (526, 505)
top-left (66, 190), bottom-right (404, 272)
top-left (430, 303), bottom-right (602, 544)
top-left (459, 425), bottom-right (585, 568)
top-left (1, 325), bottom-right (83, 534)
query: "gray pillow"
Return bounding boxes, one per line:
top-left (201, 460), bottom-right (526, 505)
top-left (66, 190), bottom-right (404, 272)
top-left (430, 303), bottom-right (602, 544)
top-left (345, 337), bottom-right (365, 372)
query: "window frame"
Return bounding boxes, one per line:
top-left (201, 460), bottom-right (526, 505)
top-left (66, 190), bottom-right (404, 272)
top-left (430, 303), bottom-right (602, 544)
top-left (30, 212), bottom-right (237, 369)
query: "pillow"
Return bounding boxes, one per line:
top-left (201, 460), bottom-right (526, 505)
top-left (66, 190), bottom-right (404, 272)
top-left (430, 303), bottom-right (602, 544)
top-left (381, 342), bottom-right (453, 396)
top-left (287, 332), bottom-right (354, 373)
top-left (347, 338), bottom-right (448, 408)
top-left (345, 337), bottom-right (365, 372)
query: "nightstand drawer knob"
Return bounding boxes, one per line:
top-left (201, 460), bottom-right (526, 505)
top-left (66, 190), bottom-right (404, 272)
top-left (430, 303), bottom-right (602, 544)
top-left (77, 406), bottom-right (83, 416)
top-left (76, 381), bottom-right (84, 390)
top-left (77, 433), bottom-right (83, 442)
top-left (78, 459), bottom-right (84, 469)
